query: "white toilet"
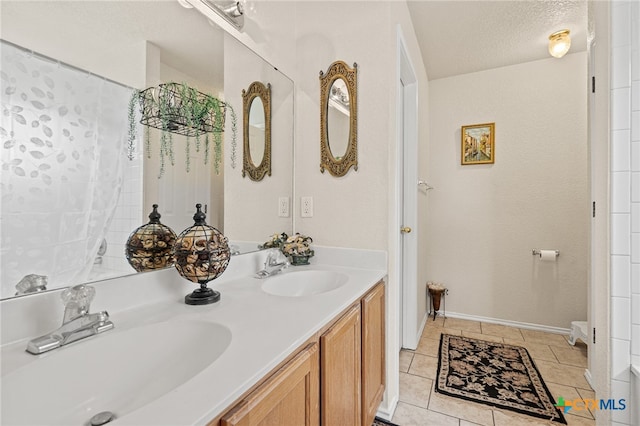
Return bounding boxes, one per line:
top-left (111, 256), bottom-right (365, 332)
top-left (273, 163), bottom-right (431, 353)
top-left (568, 320), bottom-right (588, 346)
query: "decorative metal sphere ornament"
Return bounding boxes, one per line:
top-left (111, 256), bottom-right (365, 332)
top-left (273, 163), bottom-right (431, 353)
top-left (173, 204), bottom-right (230, 305)
top-left (125, 204), bottom-right (177, 272)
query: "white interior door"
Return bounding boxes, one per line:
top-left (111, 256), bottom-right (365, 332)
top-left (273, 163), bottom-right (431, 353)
top-left (398, 37), bottom-right (419, 350)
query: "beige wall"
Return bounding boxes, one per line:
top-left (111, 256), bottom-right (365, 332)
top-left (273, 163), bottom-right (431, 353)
top-left (212, 0), bottom-right (427, 262)
top-left (293, 1), bottom-right (392, 250)
top-left (427, 53), bottom-right (589, 328)
top-left (223, 34), bottom-right (294, 243)
top-left (269, 1), bottom-right (431, 353)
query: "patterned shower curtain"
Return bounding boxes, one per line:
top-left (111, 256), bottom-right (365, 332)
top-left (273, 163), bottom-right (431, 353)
top-left (0, 41), bottom-right (131, 298)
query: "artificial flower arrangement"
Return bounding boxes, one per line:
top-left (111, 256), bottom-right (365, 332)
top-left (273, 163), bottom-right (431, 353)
top-left (281, 233), bottom-right (314, 265)
top-left (259, 232), bottom-right (288, 250)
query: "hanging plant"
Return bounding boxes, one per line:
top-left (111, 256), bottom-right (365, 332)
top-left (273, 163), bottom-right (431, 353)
top-left (179, 83), bottom-right (197, 173)
top-left (228, 104), bottom-right (238, 169)
top-left (127, 82), bottom-right (237, 178)
top-left (157, 86), bottom-right (175, 178)
top-left (127, 89), bottom-right (140, 161)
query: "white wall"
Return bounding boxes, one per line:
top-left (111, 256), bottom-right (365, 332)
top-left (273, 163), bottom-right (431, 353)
top-left (289, 1), bottom-right (429, 417)
top-left (223, 34), bottom-right (294, 243)
top-left (190, 1), bottom-right (297, 79)
top-left (293, 2), bottom-right (391, 250)
top-left (427, 53), bottom-right (589, 328)
top-left (142, 44), bottom-right (222, 234)
top-left (609, 2), bottom-right (640, 425)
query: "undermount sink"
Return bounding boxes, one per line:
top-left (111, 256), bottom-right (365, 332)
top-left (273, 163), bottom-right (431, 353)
top-left (1, 320), bottom-right (231, 425)
top-left (261, 270), bottom-right (348, 297)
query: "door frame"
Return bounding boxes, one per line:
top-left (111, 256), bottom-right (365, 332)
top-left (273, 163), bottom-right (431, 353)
top-left (396, 28), bottom-right (419, 351)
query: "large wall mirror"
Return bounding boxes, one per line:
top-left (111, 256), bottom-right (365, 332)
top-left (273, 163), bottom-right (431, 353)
top-left (0, 1), bottom-right (294, 300)
top-left (319, 61), bottom-right (358, 177)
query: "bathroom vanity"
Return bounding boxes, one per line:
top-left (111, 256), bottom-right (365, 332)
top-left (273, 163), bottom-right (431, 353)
top-left (215, 280), bottom-right (384, 426)
top-left (0, 248), bottom-right (387, 426)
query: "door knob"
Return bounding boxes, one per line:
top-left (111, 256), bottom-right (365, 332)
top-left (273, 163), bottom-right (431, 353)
top-left (400, 226), bottom-right (412, 234)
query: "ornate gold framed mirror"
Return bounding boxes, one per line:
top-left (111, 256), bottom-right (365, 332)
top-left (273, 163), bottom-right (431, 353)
top-left (319, 61), bottom-right (358, 177)
top-left (242, 81), bottom-right (271, 181)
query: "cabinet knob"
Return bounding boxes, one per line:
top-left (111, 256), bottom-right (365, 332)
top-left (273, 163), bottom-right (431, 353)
top-left (400, 226), bottom-right (412, 234)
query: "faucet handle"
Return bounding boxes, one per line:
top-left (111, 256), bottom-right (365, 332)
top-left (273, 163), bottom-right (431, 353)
top-left (15, 274), bottom-right (48, 296)
top-left (61, 284), bottom-right (95, 309)
top-left (266, 249), bottom-right (287, 266)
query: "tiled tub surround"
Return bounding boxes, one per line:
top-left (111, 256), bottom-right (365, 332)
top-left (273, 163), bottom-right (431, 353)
top-left (0, 247), bottom-right (386, 425)
top-left (609, 2), bottom-right (640, 425)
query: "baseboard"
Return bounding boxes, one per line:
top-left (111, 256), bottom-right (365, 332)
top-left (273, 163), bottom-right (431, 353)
top-left (375, 394), bottom-right (398, 421)
top-left (417, 311), bottom-right (428, 342)
top-left (403, 312), bottom-right (429, 350)
top-left (584, 369), bottom-right (594, 390)
top-left (443, 311), bottom-right (572, 335)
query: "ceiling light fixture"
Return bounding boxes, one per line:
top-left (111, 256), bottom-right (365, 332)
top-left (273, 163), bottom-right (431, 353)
top-left (548, 29), bottom-right (571, 58)
top-left (202, 1), bottom-right (244, 30)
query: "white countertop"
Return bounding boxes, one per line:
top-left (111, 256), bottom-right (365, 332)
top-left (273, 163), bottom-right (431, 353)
top-left (0, 247), bottom-right (386, 426)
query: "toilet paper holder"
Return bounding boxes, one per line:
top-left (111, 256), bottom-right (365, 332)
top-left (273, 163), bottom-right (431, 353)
top-left (532, 249), bottom-right (559, 257)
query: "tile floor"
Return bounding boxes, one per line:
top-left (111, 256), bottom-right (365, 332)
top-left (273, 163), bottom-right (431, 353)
top-left (392, 317), bottom-right (593, 426)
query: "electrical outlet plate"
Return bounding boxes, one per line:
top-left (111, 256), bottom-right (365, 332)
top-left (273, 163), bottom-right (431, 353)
top-left (301, 196), bottom-right (313, 217)
top-left (278, 197), bottom-right (290, 218)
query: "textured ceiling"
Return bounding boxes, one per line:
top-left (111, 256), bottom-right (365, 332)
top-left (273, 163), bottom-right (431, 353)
top-left (407, 0), bottom-right (588, 80)
top-left (3, 1), bottom-right (588, 85)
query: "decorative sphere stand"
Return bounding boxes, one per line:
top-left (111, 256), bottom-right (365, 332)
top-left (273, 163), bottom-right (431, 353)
top-left (427, 282), bottom-right (447, 321)
top-left (185, 282), bottom-right (220, 305)
top-left (173, 204), bottom-right (230, 306)
top-left (125, 204), bottom-right (177, 272)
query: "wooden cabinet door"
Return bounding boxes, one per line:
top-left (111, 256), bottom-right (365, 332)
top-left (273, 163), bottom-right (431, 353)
top-left (361, 282), bottom-right (385, 426)
top-left (320, 305), bottom-right (361, 426)
top-left (221, 343), bottom-right (319, 426)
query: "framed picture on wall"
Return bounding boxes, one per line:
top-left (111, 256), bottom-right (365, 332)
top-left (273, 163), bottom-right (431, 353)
top-left (461, 122), bottom-right (495, 165)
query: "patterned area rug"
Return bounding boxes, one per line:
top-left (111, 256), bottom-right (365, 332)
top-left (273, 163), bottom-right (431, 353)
top-left (436, 334), bottom-right (567, 424)
top-left (372, 417), bottom-right (398, 426)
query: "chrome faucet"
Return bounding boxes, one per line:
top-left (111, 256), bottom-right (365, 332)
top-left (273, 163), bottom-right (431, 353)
top-left (26, 284), bottom-right (114, 355)
top-left (255, 250), bottom-right (290, 278)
